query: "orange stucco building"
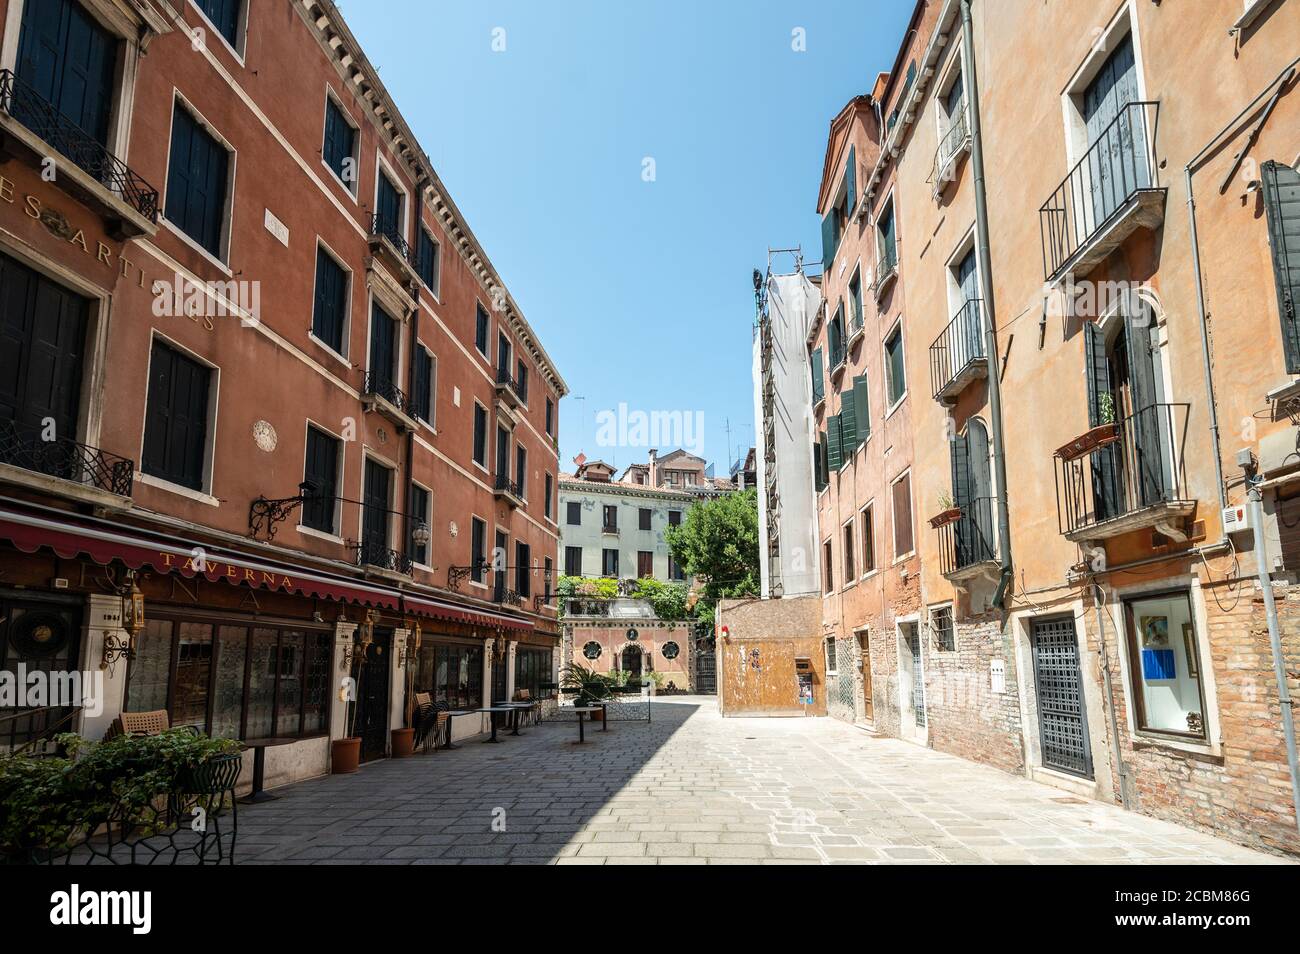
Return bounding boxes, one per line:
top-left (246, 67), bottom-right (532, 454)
top-left (805, 0), bottom-right (1300, 854)
top-left (0, 0), bottom-right (565, 787)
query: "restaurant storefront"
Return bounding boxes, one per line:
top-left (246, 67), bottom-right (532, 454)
top-left (0, 499), bottom-right (549, 788)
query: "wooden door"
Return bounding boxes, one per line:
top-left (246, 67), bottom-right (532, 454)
top-left (858, 632), bottom-right (873, 721)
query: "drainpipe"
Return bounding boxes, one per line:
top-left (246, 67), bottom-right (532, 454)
top-left (960, 0), bottom-right (1013, 608)
top-left (1243, 454), bottom-right (1300, 835)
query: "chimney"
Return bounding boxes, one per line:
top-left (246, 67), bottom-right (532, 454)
top-left (648, 448), bottom-right (659, 487)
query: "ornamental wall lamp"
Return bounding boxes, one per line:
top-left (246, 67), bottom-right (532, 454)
top-left (398, 620), bottom-right (422, 667)
top-left (248, 480), bottom-right (319, 540)
top-left (102, 574), bottom-right (145, 669)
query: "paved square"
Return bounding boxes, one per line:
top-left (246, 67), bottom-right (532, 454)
top-left (236, 697), bottom-right (1290, 865)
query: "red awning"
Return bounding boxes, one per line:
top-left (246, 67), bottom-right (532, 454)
top-left (0, 504), bottom-right (532, 631)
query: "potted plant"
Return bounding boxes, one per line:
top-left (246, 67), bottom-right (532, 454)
top-left (560, 661), bottom-right (612, 716)
top-left (929, 492), bottom-right (962, 529)
top-left (1056, 395), bottom-right (1121, 462)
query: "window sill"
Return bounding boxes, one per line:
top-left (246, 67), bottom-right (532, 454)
top-left (134, 472), bottom-right (219, 507)
top-left (297, 524), bottom-right (344, 545)
top-left (160, 218), bottom-right (233, 277)
top-left (1129, 732), bottom-right (1221, 761)
top-left (307, 333), bottom-right (351, 368)
top-left (859, 568), bottom-right (880, 582)
top-left (885, 393), bottom-right (908, 420)
top-left (320, 159), bottom-right (360, 202)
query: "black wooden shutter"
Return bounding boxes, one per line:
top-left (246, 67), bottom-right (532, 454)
top-left (369, 304), bottom-right (395, 387)
top-left (1124, 313), bottom-right (1165, 505)
top-left (143, 341), bottom-right (209, 490)
top-left (1083, 320), bottom-right (1122, 519)
top-left (1263, 160), bottom-right (1300, 373)
top-left (313, 248), bottom-right (346, 352)
top-left (412, 349), bottom-right (432, 421)
top-left (362, 459), bottom-right (390, 549)
top-left (302, 427), bottom-right (339, 532)
top-left (166, 105), bottom-right (228, 257)
top-left (409, 484), bottom-right (430, 564)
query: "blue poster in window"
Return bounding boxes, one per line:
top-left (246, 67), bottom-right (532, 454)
top-left (1141, 648), bottom-right (1176, 680)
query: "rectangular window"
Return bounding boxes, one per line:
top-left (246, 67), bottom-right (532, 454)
top-left (166, 101), bottom-right (230, 258)
top-left (516, 541), bottom-right (531, 598)
top-left (639, 508), bottom-right (652, 531)
top-left (514, 647), bottom-right (553, 700)
top-left (892, 472), bottom-right (914, 558)
top-left (1124, 591), bottom-right (1208, 739)
top-left (824, 637), bottom-right (837, 674)
top-left (566, 501), bottom-right (582, 526)
top-left (861, 505), bottom-right (875, 574)
top-left (637, 550), bottom-right (653, 578)
top-left (823, 540), bottom-right (833, 593)
top-left (195, 0), bottom-right (241, 48)
top-left (475, 303), bottom-right (489, 357)
top-left (849, 269), bottom-right (863, 332)
top-left (472, 404), bottom-right (487, 467)
top-left (543, 557), bottom-right (553, 601)
top-left (416, 228), bottom-right (440, 293)
top-left (414, 642), bottom-right (483, 711)
top-left (15, 0), bottom-right (116, 152)
top-left (411, 348), bottom-right (434, 425)
top-left (668, 554), bottom-right (684, 581)
top-left (126, 617), bottom-right (331, 740)
top-left (601, 548), bottom-right (619, 577)
top-left (470, 517), bottom-right (487, 583)
top-left (842, 521), bottom-right (855, 583)
top-left (516, 359), bottom-right (529, 404)
top-left (544, 473), bottom-right (554, 520)
top-left (885, 325), bottom-right (906, 407)
top-left (515, 444), bottom-right (527, 499)
top-left (877, 197), bottom-right (897, 273)
top-left (931, 605), bottom-right (955, 652)
top-left (565, 545), bottom-right (583, 577)
top-left (143, 340), bottom-right (211, 490)
top-left (375, 169), bottom-right (403, 237)
top-left (322, 95), bottom-right (356, 190)
top-left (668, 510), bottom-right (682, 527)
top-left (603, 505), bottom-right (618, 532)
top-left (495, 425), bottom-right (510, 481)
top-left (409, 484), bottom-right (430, 565)
top-left (545, 397), bottom-right (555, 436)
top-left (312, 245), bottom-right (348, 354)
top-left (301, 426), bottom-right (340, 534)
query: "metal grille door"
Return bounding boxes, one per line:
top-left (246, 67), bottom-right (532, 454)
top-left (1031, 616), bottom-right (1093, 778)
top-left (906, 628), bottom-right (925, 728)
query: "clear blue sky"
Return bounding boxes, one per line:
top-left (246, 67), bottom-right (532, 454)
top-left (346, 0), bottom-right (914, 475)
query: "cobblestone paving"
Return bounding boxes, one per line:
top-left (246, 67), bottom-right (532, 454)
top-left (236, 697), bottom-right (1291, 865)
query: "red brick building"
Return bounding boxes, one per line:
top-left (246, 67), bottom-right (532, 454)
top-left (0, 0), bottom-right (565, 786)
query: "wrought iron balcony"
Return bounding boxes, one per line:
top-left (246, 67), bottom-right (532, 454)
top-left (1054, 401), bottom-right (1193, 543)
top-left (494, 365), bottom-right (526, 406)
top-left (367, 213), bottom-right (419, 289)
top-left (494, 472), bottom-right (524, 506)
top-left (0, 419), bottom-right (133, 497)
top-left (1039, 100), bottom-right (1164, 282)
top-left (929, 298), bottom-right (987, 403)
top-left (873, 242), bottom-right (898, 297)
top-left (828, 326), bottom-right (847, 373)
top-left (931, 99), bottom-right (970, 195)
top-left (936, 495), bottom-right (998, 582)
top-left (492, 576), bottom-right (522, 606)
top-left (354, 539), bottom-right (413, 575)
top-left (362, 371), bottom-right (417, 429)
top-left (0, 69), bottom-right (158, 233)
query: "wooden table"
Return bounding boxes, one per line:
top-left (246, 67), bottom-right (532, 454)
top-left (238, 737), bottom-right (296, 803)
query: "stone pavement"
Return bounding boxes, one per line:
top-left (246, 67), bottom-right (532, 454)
top-left (236, 696), bottom-right (1291, 865)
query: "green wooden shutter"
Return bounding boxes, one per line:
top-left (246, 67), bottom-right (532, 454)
top-left (821, 212), bottom-right (838, 272)
top-left (1263, 160), bottom-right (1300, 373)
top-left (827, 414), bottom-right (843, 471)
top-left (815, 432), bottom-right (828, 491)
top-left (852, 374), bottom-right (871, 442)
top-left (840, 389), bottom-right (858, 456)
top-left (845, 145), bottom-right (857, 217)
top-left (810, 347), bottom-right (825, 403)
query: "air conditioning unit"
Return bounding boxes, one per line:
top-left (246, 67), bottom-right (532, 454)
top-left (1223, 504), bottom-right (1253, 535)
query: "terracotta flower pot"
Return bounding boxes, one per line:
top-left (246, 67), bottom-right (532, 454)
top-left (331, 737), bottom-right (361, 774)
top-left (390, 727), bottom-right (415, 758)
top-left (928, 507), bottom-right (962, 529)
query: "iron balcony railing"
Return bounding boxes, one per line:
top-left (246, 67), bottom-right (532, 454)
top-left (494, 365), bottom-right (527, 403)
top-left (828, 325), bottom-right (847, 372)
top-left (874, 240), bottom-right (898, 293)
top-left (931, 98), bottom-right (969, 188)
top-left (363, 370), bottom-right (409, 414)
top-left (370, 213), bottom-right (415, 265)
top-left (1039, 100), bottom-right (1160, 281)
top-left (929, 298), bottom-right (986, 401)
top-left (355, 539), bottom-right (413, 575)
top-left (494, 472), bottom-right (523, 498)
top-left (492, 576), bottom-right (522, 606)
top-left (1054, 402), bottom-right (1189, 537)
top-left (0, 69), bottom-right (159, 223)
top-left (937, 495), bottom-right (997, 578)
top-left (0, 419), bottom-right (133, 496)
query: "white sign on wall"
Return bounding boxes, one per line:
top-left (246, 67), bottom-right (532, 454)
top-left (990, 659), bottom-right (1006, 694)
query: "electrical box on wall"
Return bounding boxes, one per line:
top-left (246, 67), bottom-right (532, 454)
top-left (1223, 504), bottom-right (1253, 535)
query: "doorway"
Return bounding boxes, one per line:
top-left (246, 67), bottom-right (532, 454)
top-left (1030, 616), bottom-right (1093, 779)
top-left (355, 628), bottom-right (391, 763)
top-left (621, 645), bottom-right (643, 679)
top-left (856, 630), bottom-right (874, 722)
top-left (898, 621), bottom-right (926, 739)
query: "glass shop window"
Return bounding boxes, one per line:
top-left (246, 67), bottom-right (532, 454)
top-left (1124, 591), bottom-right (1208, 739)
